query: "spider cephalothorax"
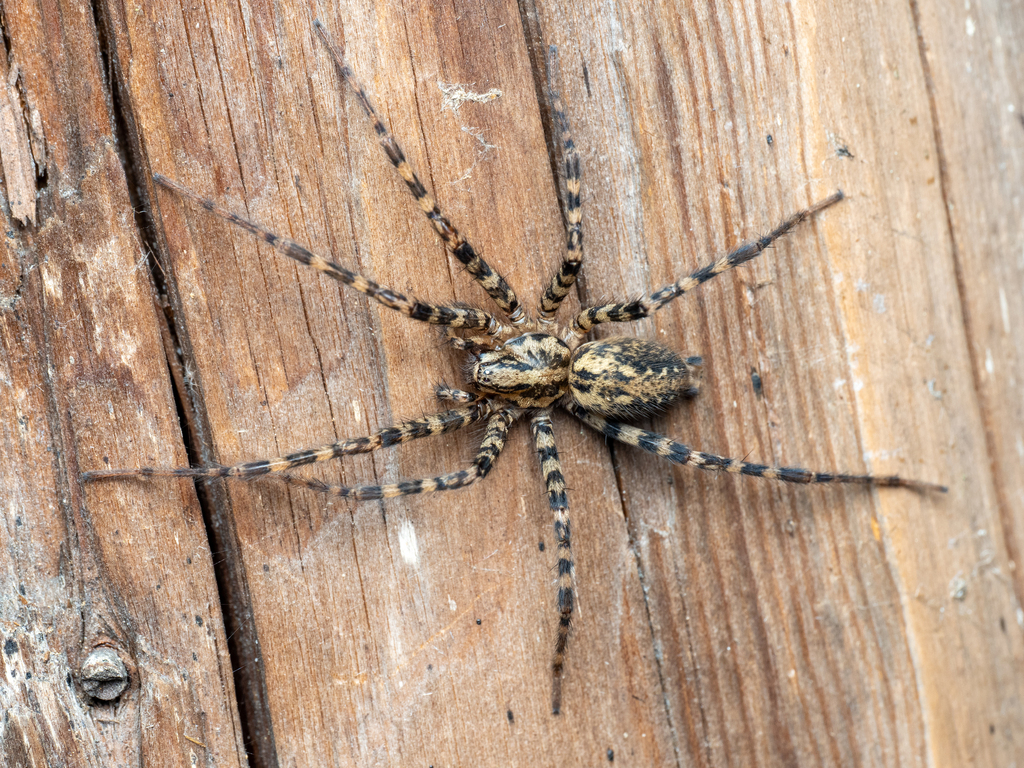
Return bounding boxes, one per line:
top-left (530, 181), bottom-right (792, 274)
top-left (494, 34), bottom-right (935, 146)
top-left (472, 332), bottom-right (571, 407)
top-left (83, 21), bottom-right (945, 715)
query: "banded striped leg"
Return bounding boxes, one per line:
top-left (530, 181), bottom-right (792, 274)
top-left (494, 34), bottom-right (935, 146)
top-left (154, 175), bottom-right (496, 331)
top-left (567, 403), bottom-right (947, 492)
top-left (539, 46), bottom-right (583, 321)
top-left (83, 402), bottom-right (492, 482)
top-left (258, 409), bottom-right (516, 500)
top-left (572, 192), bottom-right (845, 334)
top-left (313, 20), bottom-right (525, 325)
top-left (530, 411), bottom-right (574, 714)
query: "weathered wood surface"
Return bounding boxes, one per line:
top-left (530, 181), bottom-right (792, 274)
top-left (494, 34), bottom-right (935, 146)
top-left (2, 0), bottom-right (1022, 766)
top-left (0, 1), bottom-right (246, 766)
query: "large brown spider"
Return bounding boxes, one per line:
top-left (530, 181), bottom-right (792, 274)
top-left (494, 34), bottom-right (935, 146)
top-left (83, 20), bottom-right (946, 715)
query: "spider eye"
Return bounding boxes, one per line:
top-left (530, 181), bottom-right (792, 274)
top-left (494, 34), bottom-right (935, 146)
top-left (472, 360), bottom-right (496, 388)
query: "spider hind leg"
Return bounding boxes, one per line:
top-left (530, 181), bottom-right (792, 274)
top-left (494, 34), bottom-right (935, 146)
top-left (567, 403), bottom-right (947, 493)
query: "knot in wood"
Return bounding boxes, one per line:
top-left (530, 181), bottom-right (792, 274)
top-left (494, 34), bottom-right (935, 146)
top-left (80, 647), bottom-right (129, 701)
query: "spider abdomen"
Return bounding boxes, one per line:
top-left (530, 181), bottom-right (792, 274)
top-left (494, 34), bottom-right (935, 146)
top-left (568, 337), bottom-right (702, 420)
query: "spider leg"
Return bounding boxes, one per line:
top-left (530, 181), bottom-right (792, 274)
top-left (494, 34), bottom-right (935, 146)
top-left (571, 192), bottom-right (844, 335)
top-left (153, 175), bottom-right (496, 331)
top-left (83, 403), bottom-right (492, 482)
top-left (567, 403), bottom-right (947, 492)
top-left (538, 46), bottom-right (583, 322)
top-left (313, 20), bottom-right (525, 326)
top-left (530, 411), bottom-right (574, 715)
top-left (254, 409), bottom-right (516, 500)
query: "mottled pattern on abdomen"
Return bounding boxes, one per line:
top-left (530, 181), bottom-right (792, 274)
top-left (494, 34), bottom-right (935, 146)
top-left (568, 336), bottom-right (701, 420)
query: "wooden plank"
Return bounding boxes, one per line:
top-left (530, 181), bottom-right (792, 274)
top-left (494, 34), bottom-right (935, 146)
top-left (101, 1), bottom-right (667, 765)
top-left (532, 0), bottom-right (1024, 764)
top-left (0, 1), bottom-right (244, 766)
top-left (910, 0), bottom-right (1024, 759)
top-left (7, 0), bottom-right (1017, 766)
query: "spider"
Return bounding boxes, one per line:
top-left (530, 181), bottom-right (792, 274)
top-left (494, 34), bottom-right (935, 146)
top-left (83, 20), bottom-right (946, 715)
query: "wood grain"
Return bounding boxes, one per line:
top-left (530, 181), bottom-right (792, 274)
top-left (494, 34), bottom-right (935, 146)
top-left (0, 1), bottom-right (243, 766)
top-left (3, 0), bottom-right (1022, 766)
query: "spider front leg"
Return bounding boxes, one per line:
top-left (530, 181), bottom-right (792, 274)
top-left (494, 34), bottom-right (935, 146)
top-left (83, 403), bottom-right (493, 484)
top-left (566, 403), bottom-right (947, 492)
top-left (257, 409), bottom-right (517, 500)
top-left (530, 411), bottom-right (574, 715)
top-left (313, 20), bottom-right (525, 326)
top-left (538, 46), bottom-right (583, 322)
top-left (153, 175), bottom-right (497, 332)
top-left (571, 192), bottom-right (844, 335)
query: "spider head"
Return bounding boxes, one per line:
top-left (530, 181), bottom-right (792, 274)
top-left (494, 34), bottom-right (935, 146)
top-left (471, 332), bottom-right (570, 407)
top-left (568, 337), bottom-right (703, 420)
